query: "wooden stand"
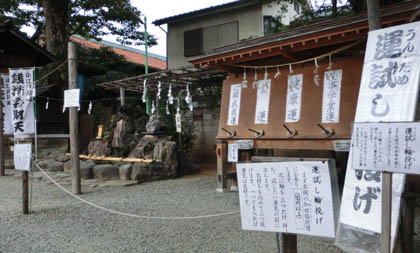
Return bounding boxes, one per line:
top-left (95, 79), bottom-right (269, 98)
top-left (22, 170), bottom-right (29, 214)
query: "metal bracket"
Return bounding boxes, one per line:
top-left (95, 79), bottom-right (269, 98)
top-left (317, 123), bottom-right (334, 138)
top-left (282, 124), bottom-right (297, 138)
top-left (221, 128), bottom-right (236, 138)
top-left (248, 128), bottom-right (264, 138)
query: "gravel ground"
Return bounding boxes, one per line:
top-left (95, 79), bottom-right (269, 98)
top-left (0, 169), bottom-right (417, 253)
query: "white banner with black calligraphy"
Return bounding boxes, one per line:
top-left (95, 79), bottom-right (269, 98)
top-left (338, 22), bottom-right (420, 249)
top-left (227, 84), bottom-right (241, 126)
top-left (285, 74), bottom-right (303, 123)
top-left (322, 70), bottom-right (342, 123)
top-left (237, 161), bottom-right (336, 238)
top-left (9, 68), bottom-right (35, 135)
top-left (1, 74), bottom-right (13, 134)
top-left (254, 79), bottom-right (271, 124)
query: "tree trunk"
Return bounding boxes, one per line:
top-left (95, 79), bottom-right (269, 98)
top-left (43, 0), bottom-right (71, 59)
top-left (332, 0), bottom-right (337, 17)
top-left (366, 0), bottom-right (382, 31)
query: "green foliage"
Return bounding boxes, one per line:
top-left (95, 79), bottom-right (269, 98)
top-left (1, 0), bottom-right (157, 47)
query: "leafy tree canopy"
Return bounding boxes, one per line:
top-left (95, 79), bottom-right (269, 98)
top-left (0, 0), bottom-right (157, 51)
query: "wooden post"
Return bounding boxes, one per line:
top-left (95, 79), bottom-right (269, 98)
top-left (0, 80), bottom-right (4, 177)
top-left (120, 87), bottom-right (125, 106)
top-left (22, 170), bottom-right (29, 214)
top-left (281, 234), bottom-right (297, 253)
top-left (68, 42), bottom-right (81, 195)
top-left (401, 192), bottom-right (415, 253)
top-left (366, 1), bottom-right (392, 252)
top-left (216, 141), bottom-right (227, 192)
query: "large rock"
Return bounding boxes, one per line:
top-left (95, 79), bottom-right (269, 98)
top-left (145, 114), bottom-right (162, 132)
top-left (112, 119), bottom-right (134, 148)
top-left (130, 162), bottom-right (177, 183)
top-left (80, 160), bottom-right (96, 179)
top-left (54, 155), bottom-right (70, 163)
top-left (153, 139), bottom-right (178, 170)
top-left (129, 136), bottom-right (159, 159)
top-left (93, 164), bottom-right (119, 181)
top-left (35, 160), bottom-right (63, 172)
top-left (119, 163), bottom-right (132, 180)
top-left (88, 140), bottom-right (111, 156)
top-left (63, 160), bottom-right (72, 172)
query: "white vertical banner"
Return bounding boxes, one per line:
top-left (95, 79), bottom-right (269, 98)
top-left (227, 84), bottom-right (242, 126)
top-left (1, 74), bottom-right (13, 134)
top-left (228, 143), bottom-right (238, 162)
top-left (322, 70), bottom-right (342, 123)
top-left (175, 112), bottom-right (182, 133)
top-left (9, 68), bottom-right (35, 135)
top-left (285, 74), bottom-right (303, 123)
top-left (338, 21), bottom-right (420, 251)
top-left (254, 79), bottom-right (271, 124)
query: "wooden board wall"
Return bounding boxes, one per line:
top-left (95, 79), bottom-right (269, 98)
top-left (217, 55), bottom-right (364, 150)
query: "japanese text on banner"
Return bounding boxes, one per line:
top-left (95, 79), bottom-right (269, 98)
top-left (254, 80), bottom-right (271, 124)
top-left (227, 84), bottom-right (241, 126)
top-left (285, 74), bottom-right (303, 123)
top-left (322, 70), bottom-right (342, 123)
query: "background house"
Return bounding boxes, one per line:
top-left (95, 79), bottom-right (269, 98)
top-left (153, 0), bottom-right (310, 69)
top-left (152, 0), bottom-right (309, 165)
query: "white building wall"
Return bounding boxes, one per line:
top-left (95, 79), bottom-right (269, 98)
top-left (262, 1), bottom-right (301, 26)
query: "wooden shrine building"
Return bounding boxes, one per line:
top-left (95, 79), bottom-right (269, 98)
top-left (189, 1), bottom-right (420, 192)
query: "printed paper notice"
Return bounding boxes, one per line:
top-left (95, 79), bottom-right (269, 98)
top-left (228, 143), bottom-right (238, 162)
top-left (64, 89), bottom-right (80, 108)
top-left (227, 84), bottom-right (241, 126)
top-left (255, 79), bottom-right (271, 124)
top-left (352, 122), bottom-right (420, 174)
top-left (1, 74), bottom-right (13, 134)
top-left (237, 161), bottom-right (336, 238)
top-left (285, 74), bottom-right (303, 123)
top-left (175, 113), bottom-right (181, 133)
top-left (14, 143), bottom-right (32, 171)
top-left (322, 70), bottom-right (342, 123)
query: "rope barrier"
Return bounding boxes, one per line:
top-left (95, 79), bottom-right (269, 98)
top-left (34, 60), bottom-right (68, 84)
top-left (227, 40), bottom-right (365, 69)
top-left (34, 162), bottom-right (240, 220)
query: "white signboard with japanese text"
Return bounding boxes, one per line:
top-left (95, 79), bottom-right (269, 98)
top-left (352, 122), bottom-right (420, 174)
top-left (237, 161), bottom-right (336, 238)
top-left (285, 74), bottom-right (303, 123)
top-left (322, 70), bottom-right (342, 123)
top-left (255, 79), bottom-right (271, 124)
top-left (338, 22), bottom-right (420, 249)
top-left (1, 74), bottom-right (13, 134)
top-left (175, 113), bottom-right (181, 133)
top-left (236, 140), bottom-right (254, 150)
top-left (355, 21), bottom-right (420, 123)
top-left (227, 84), bottom-right (242, 126)
top-left (9, 68), bottom-right (35, 135)
top-left (228, 143), bottom-right (238, 162)
top-left (64, 89), bottom-right (80, 108)
top-left (14, 143), bottom-right (32, 171)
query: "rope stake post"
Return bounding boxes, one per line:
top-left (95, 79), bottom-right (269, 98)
top-left (68, 42), bottom-right (81, 195)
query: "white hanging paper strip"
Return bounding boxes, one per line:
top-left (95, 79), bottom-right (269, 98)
top-left (64, 89), bottom-right (80, 108)
top-left (185, 84), bottom-right (191, 104)
top-left (274, 66), bottom-right (281, 79)
top-left (227, 143), bottom-right (238, 162)
top-left (45, 98), bottom-right (49, 110)
top-left (242, 68), bottom-right (248, 88)
top-left (189, 102), bottom-right (193, 112)
top-left (322, 70), bottom-right (342, 123)
top-left (227, 84), bottom-right (242, 126)
top-left (285, 74), bottom-right (303, 123)
top-left (175, 112), bottom-right (181, 133)
top-left (142, 79), bottom-right (147, 103)
top-left (1, 74), bottom-right (13, 134)
top-left (151, 100), bottom-right (156, 114)
top-left (338, 21), bottom-right (420, 251)
top-left (254, 79), bottom-right (271, 124)
top-left (88, 101), bottom-right (92, 114)
top-left (168, 84), bottom-right (174, 104)
top-left (314, 58), bottom-right (320, 86)
top-left (166, 99), bottom-right (170, 115)
top-left (237, 161), bottom-right (336, 238)
top-left (14, 143), bottom-right (32, 171)
top-left (9, 68), bottom-right (35, 135)
top-left (157, 81), bottom-right (161, 99)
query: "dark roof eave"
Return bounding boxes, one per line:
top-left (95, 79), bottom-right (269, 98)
top-left (152, 0), bottom-right (260, 25)
top-left (189, 1), bottom-right (420, 63)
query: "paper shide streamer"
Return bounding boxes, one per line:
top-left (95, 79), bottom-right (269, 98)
top-left (264, 67), bottom-right (268, 80)
top-left (168, 83), bottom-right (174, 104)
top-left (242, 67), bottom-right (248, 88)
top-left (166, 99), bottom-right (170, 115)
top-left (88, 101), bottom-right (92, 114)
top-left (157, 81), bottom-right (161, 99)
top-left (142, 79), bottom-right (147, 103)
top-left (252, 67), bottom-right (258, 89)
top-left (327, 54), bottom-right (333, 71)
top-left (151, 100), bottom-right (156, 114)
top-left (45, 98), bottom-right (49, 110)
top-left (288, 64), bottom-right (294, 76)
top-left (274, 66), bottom-right (281, 79)
top-left (185, 84), bottom-right (191, 105)
top-left (314, 58), bottom-right (320, 87)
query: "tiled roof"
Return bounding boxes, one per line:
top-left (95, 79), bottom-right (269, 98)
top-left (70, 35), bottom-right (166, 70)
